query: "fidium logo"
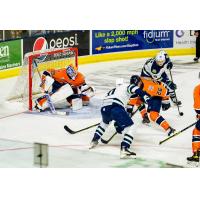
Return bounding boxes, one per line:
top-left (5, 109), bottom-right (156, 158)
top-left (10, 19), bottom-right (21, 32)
top-left (143, 30), bottom-right (171, 43)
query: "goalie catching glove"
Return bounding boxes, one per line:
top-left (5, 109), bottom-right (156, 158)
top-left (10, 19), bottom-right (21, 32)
top-left (80, 84), bottom-right (95, 97)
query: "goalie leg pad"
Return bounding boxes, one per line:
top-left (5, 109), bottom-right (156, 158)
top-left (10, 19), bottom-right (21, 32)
top-left (42, 84), bottom-right (73, 110)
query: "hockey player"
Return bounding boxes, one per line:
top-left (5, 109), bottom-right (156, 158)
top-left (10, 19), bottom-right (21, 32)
top-left (129, 75), bottom-right (175, 136)
top-left (89, 75), bottom-right (151, 159)
top-left (141, 50), bottom-right (181, 106)
top-left (116, 78), bottom-right (150, 124)
top-left (35, 64), bottom-right (94, 111)
top-left (187, 84), bottom-right (200, 163)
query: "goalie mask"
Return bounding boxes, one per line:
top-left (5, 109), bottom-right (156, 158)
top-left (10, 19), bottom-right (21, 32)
top-left (155, 52), bottom-right (166, 67)
top-left (66, 65), bottom-right (77, 80)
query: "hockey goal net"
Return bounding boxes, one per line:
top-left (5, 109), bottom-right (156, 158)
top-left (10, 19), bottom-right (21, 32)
top-left (7, 48), bottom-right (78, 111)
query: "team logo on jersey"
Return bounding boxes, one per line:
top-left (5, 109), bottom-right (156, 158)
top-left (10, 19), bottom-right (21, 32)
top-left (175, 30), bottom-right (184, 38)
top-left (152, 69), bottom-right (157, 74)
top-left (33, 37), bottom-right (48, 61)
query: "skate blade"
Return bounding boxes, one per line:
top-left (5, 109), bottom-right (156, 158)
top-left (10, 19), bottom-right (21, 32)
top-left (186, 161), bottom-right (200, 168)
top-left (120, 154), bottom-right (136, 159)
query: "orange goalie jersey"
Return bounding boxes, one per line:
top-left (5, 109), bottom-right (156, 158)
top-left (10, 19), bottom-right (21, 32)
top-left (42, 67), bottom-right (85, 88)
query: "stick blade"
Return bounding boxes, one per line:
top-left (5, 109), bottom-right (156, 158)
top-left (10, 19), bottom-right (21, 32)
top-left (64, 125), bottom-right (75, 134)
top-left (101, 138), bottom-right (109, 144)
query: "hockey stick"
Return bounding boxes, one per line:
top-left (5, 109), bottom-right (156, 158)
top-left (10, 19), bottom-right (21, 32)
top-left (101, 105), bottom-right (141, 144)
top-left (159, 121), bottom-right (196, 145)
top-left (64, 122), bottom-right (100, 134)
top-left (169, 69), bottom-right (184, 116)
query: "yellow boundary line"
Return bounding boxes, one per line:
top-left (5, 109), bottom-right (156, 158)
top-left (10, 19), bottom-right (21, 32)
top-left (0, 48), bottom-right (195, 79)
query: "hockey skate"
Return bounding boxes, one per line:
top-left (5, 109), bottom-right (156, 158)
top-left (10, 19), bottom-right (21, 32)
top-left (187, 151), bottom-right (200, 167)
top-left (34, 100), bottom-right (44, 112)
top-left (142, 113), bottom-right (150, 124)
top-left (193, 57), bottom-right (199, 62)
top-left (120, 147), bottom-right (136, 159)
top-left (166, 127), bottom-right (176, 136)
top-left (89, 140), bottom-right (99, 149)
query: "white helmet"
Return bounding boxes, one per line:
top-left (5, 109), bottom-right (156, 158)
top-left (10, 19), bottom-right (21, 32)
top-left (155, 52), bottom-right (166, 67)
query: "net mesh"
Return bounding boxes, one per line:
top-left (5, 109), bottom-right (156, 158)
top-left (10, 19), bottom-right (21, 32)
top-left (7, 48), bottom-right (78, 109)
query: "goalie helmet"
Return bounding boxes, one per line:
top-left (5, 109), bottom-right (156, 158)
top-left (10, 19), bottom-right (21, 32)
top-left (155, 52), bottom-right (166, 67)
top-left (66, 64), bottom-right (77, 80)
top-left (130, 75), bottom-right (142, 86)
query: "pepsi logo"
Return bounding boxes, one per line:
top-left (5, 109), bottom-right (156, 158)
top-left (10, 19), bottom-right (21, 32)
top-left (33, 37), bottom-right (48, 52)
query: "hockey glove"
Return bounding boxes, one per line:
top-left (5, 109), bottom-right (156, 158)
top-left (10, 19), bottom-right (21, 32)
top-left (196, 114), bottom-right (200, 120)
top-left (143, 95), bottom-right (151, 104)
top-left (166, 62), bottom-right (173, 70)
top-left (167, 81), bottom-right (177, 90)
top-left (126, 105), bottom-right (134, 117)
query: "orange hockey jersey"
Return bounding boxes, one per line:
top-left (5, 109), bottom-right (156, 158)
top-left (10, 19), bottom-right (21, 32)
top-left (42, 68), bottom-right (86, 87)
top-left (194, 84), bottom-right (200, 115)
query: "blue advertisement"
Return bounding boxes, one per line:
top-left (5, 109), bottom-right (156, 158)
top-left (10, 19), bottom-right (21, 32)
top-left (92, 30), bottom-right (174, 54)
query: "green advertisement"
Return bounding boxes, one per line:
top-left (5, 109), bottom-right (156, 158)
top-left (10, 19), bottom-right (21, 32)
top-left (0, 40), bottom-right (22, 70)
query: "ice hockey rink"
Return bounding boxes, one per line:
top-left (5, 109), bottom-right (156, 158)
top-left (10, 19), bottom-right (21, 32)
top-left (0, 55), bottom-right (199, 168)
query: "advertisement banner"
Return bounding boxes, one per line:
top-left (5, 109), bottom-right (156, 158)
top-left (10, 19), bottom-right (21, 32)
top-left (92, 30), bottom-right (173, 54)
top-left (174, 30), bottom-right (195, 48)
top-left (0, 40), bottom-right (22, 70)
top-left (23, 31), bottom-right (90, 57)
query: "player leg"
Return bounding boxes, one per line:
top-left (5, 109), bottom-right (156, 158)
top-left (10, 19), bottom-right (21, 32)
top-left (89, 105), bottom-right (112, 149)
top-left (187, 120), bottom-right (200, 163)
top-left (110, 105), bottom-right (136, 158)
top-left (128, 95), bottom-right (150, 124)
top-left (136, 99), bottom-right (150, 124)
top-left (148, 96), bottom-right (175, 136)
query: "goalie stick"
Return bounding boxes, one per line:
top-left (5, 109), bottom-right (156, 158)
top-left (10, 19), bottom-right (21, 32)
top-left (64, 122), bottom-right (100, 134)
top-left (159, 121), bottom-right (196, 145)
top-left (101, 105), bottom-right (141, 144)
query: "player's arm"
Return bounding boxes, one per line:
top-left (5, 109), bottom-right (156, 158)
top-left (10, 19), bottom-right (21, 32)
top-left (162, 72), bottom-right (177, 90)
top-left (141, 59), bottom-right (153, 78)
top-left (127, 84), bottom-right (150, 104)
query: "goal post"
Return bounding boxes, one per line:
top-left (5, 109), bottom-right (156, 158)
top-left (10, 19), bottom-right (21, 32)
top-left (7, 47), bottom-right (78, 111)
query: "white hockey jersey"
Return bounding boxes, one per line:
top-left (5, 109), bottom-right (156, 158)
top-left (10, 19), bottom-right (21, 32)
top-left (102, 83), bottom-right (142, 108)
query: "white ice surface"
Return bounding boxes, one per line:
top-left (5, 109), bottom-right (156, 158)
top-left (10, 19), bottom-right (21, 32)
top-left (0, 55), bottom-right (200, 167)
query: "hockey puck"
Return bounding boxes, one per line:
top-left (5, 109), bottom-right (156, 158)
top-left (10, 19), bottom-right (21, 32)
top-left (180, 112), bottom-right (184, 116)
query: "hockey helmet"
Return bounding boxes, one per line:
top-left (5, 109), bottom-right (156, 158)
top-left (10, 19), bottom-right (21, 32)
top-left (155, 52), bottom-right (166, 67)
top-left (130, 75), bottom-right (142, 86)
top-left (66, 64), bottom-right (77, 80)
